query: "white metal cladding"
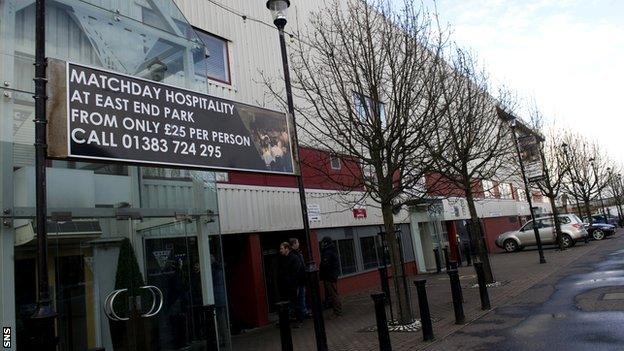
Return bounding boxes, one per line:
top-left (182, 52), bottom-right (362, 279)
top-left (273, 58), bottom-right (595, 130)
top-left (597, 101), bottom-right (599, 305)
top-left (173, 0), bottom-right (322, 120)
top-left (216, 183), bottom-right (410, 235)
top-left (141, 178), bottom-right (217, 211)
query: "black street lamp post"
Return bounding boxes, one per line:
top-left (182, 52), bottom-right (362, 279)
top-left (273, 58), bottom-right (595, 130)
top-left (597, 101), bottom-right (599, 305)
top-left (561, 143), bottom-right (584, 219)
top-left (617, 174), bottom-right (624, 225)
top-left (266, 1), bottom-right (328, 350)
top-left (509, 119), bottom-right (546, 264)
top-left (607, 167), bottom-right (622, 224)
top-left (32, 0), bottom-right (57, 349)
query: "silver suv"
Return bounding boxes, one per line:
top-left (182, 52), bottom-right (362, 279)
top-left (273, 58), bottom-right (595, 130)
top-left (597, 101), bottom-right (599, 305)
top-left (495, 214), bottom-right (589, 252)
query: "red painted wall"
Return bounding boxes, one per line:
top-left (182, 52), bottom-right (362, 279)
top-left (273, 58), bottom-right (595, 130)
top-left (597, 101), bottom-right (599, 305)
top-left (446, 221), bottom-right (460, 261)
top-left (225, 147), bottom-right (363, 191)
top-left (226, 234), bottom-right (269, 327)
top-left (334, 262), bottom-right (418, 296)
top-left (299, 148), bottom-right (364, 191)
top-left (482, 216), bottom-right (521, 253)
top-left (425, 173), bottom-right (485, 199)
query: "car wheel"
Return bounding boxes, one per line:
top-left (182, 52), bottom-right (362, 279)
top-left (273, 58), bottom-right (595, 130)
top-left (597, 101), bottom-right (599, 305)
top-left (503, 239), bottom-right (518, 253)
top-left (561, 234), bottom-right (573, 248)
top-left (592, 229), bottom-right (605, 241)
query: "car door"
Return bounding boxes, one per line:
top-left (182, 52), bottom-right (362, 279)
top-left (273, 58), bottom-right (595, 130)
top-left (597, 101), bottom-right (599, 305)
top-left (517, 220), bottom-right (537, 245)
top-left (538, 218), bottom-right (556, 244)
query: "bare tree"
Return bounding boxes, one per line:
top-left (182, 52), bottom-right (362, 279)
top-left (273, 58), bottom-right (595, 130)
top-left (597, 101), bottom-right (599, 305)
top-left (560, 133), bottom-right (610, 224)
top-left (264, 0), bottom-right (449, 324)
top-left (524, 105), bottom-right (568, 249)
top-left (605, 166), bottom-right (624, 225)
top-left (427, 47), bottom-right (516, 283)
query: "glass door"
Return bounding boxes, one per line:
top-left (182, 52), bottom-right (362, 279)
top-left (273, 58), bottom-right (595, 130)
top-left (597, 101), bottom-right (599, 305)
top-left (139, 219), bottom-right (205, 350)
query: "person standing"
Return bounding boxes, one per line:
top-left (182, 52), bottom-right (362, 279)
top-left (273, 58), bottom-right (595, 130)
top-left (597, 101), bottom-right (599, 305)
top-left (278, 242), bottom-right (304, 327)
top-left (319, 237), bottom-right (342, 318)
top-left (289, 238), bottom-right (309, 319)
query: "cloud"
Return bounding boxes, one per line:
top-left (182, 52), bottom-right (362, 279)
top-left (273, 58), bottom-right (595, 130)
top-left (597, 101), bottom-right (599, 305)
top-left (428, 0), bottom-right (624, 165)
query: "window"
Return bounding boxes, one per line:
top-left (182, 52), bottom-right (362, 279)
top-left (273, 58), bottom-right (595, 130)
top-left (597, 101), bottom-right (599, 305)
top-left (517, 188), bottom-right (526, 201)
top-left (360, 236), bottom-right (379, 270)
top-left (521, 221), bottom-right (535, 231)
top-left (559, 216), bottom-right (571, 225)
top-left (499, 183), bottom-right (512, 199)
top-left (539, 219), bottom-right (554, 228)
top-left (330, 155), bottom-right (341, 170)
top-left (337, 239), bottom-right (357, 275)
top-left (187, 28), bottom-right (231, 84)
top-left (354, 92), bottom-right (386, 128)
top-left (482, 180), bottom-right (495, 198)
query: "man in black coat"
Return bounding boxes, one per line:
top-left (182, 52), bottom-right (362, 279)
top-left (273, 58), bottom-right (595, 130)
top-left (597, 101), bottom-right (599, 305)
top-left (289, 238), bottom-right (309, 319)
top-left (279, 242), bottom-right (304, 326)
top-left (319, 237), bottom-right (342, 318)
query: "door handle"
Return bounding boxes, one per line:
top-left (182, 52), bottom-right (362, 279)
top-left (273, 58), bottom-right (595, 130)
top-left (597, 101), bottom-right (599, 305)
top-left (103, 285), bottom-right (164, 320)
top-left (140, 285), bottom-right (164, 318)
top-left (104, 289), bottom-right (129, 321)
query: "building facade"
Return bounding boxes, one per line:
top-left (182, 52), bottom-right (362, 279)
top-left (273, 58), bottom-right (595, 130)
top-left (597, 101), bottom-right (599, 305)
top-left (0, 1), bottom-right (552, 350)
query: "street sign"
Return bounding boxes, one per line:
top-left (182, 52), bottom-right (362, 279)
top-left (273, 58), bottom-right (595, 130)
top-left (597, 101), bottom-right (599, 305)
top-left (307, 204), bottom-right (321, 223)
top-left (47, 60), bottom-right (295, 174)
top-left (526, 161), bottom-right (544, 182)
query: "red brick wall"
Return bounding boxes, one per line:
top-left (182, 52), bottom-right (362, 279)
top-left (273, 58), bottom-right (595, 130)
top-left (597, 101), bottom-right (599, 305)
top-left (482, 216), bottom-right (521, 253)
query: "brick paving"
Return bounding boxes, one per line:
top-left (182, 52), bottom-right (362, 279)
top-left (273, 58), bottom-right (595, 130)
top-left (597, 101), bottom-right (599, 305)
top-left (230, 231), bottom-right (621, 351)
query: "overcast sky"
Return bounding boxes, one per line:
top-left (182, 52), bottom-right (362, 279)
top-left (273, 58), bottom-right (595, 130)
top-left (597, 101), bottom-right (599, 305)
top-left (418, 0), bottom-right (624, 166)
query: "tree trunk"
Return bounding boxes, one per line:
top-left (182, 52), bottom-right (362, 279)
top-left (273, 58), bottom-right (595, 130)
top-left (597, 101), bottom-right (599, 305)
top-left (548, 194), bottom-right (564, 250)
top-left (381, 204), bottom-right (413, 324)
top-left (464, 190), bottom-right (495, 283)
top-left (584, 200), bottom-right (593, 224)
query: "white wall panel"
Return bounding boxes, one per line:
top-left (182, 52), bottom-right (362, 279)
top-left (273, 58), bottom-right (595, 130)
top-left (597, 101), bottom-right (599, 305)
top-left (217, 183), bottom-right (410, 234)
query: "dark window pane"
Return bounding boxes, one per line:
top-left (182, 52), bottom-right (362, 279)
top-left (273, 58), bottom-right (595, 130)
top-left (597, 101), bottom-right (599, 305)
top-left (195, 30), bottom-right (230, 83)
top-left (360, 236), bottom-right (378, 270)
top-left (337, 239), bottom-right (357, 275)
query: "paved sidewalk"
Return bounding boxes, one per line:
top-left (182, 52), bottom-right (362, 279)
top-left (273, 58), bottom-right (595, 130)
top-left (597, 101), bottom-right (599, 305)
top-left (231, 232), bottom-right (620, 351)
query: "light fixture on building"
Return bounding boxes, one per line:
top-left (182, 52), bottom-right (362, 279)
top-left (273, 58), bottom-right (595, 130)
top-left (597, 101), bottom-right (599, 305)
top-left (148, 58), bottom-right (168, 82)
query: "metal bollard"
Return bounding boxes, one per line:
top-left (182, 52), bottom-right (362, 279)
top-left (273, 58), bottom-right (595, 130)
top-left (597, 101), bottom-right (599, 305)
top-left (447, 269), bottom-right (465, 324)
top-left (464, 243), bottom-right (472, 266)
top-left (443, 246), bottom-right (451, 271)
top-left (371, 293), bottom-right (392, 351)
top-left (203, 304), bottom-right (219, 351)
top-left (276, 301), bottom-right (294, 351)
top-left (449, 261), bottom-right (463, 302)
top-left (433, 248), bottom-right (442, 273)
top-left (414, 280), bottom-right (434, 341)
top-left (378, 266), bottom-right (391, 304)
top-left (474, 262), bottom-right (491, 310)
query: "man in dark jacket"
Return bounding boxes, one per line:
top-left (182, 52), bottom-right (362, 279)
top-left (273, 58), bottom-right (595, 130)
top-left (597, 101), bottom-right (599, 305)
top-left (319, 237), bottom-right (342, 318)
top-left (279, 242), bottom-right (304, 326)
top-left (289, 238), bottom-right (309, 319)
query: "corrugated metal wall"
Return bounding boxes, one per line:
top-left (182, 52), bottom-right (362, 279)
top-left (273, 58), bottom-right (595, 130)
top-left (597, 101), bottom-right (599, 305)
top-left (217, 183), bottom-right (410, 234)
top-left (174, 0), bottom-right (321, 111)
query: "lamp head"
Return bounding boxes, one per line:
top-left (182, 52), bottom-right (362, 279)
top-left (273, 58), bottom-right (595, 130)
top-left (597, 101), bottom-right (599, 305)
top-left (266, 0), bottom-right (290, 28)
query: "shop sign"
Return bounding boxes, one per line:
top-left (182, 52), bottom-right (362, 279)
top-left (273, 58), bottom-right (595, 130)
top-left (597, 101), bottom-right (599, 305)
top-left (47, 60), bottom-right (295, 174)
top-left (353, 205), bottom-right (367, 219)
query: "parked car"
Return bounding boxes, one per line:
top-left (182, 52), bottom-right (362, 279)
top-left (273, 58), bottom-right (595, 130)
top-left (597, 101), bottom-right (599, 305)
top-left (584, 222), bottom-right (616, 240)
top-left (495, 214), bottom-right (588, 253)
top-left (583, 215), bottom-right (619, 227)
